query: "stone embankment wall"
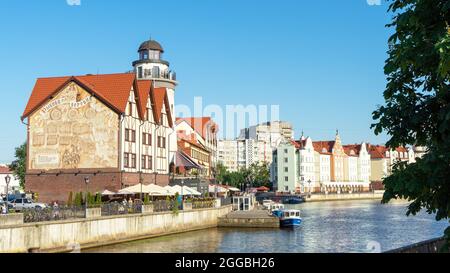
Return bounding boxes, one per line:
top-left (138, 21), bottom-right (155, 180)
top-left (0, 205), bottom-right (232, 253)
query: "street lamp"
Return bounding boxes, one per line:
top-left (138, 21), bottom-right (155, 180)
top-left (84, 176), bottom-right (90, 210)
top-left (5, 175), bottom-right (11, 214)
top-left (139, 171), bottom-right (143, 201)
top-left (181, 179), bottom-right (184, 197)
top-left (308, 180), bottom-right (312, 198)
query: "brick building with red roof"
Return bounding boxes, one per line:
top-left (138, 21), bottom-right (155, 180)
top-left (21, 39), bottom-right (179, 203)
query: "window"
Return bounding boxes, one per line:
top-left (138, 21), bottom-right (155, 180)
top-left (284, 149), bottom-right (288, 153)
top-left (125, 129), bottom-right (135, 142)
top-left (143, 133), bottom-right (152, 146)
top-left (124, 153), bottom-right (129, 168)
top-left (138, 67), bottom-right (143, 78)
top-left (142, 155), bottom-right (146, 169)
top-left (131, 154), bottom-right (136, 168)
top-left (148, 156), bottom-right (153, 170)
top-left (284, 167), bottom-right (288, 172)
top-left (284, 158), bottom-right (288, 163)
top-left (128, 102), bottom-right (133, 116)
top-left (285, 177), bottom-right (289, 182)
top-left (157, 136), bottom-right (166, 148)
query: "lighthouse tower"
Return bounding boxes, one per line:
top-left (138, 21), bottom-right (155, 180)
top-left (132, 39), bottom-right (178, 165)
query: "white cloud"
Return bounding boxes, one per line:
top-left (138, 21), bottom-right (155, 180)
top-left (67, 0), bottom-right (81, 6)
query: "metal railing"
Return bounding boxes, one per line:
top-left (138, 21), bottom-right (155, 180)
top-left (152, 200), bottom-right (179, 212)
top-left (23, 206), bottom-right (85, 223)
top-left (221, 197), bottom-right (233, 207)
top-left (101, 202), bottom-right (142, 216)
top-left (191, 198), bottom-right (216, 209)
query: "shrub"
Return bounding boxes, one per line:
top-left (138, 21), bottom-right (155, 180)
top-left (67, 192), bottom-right (73, 207)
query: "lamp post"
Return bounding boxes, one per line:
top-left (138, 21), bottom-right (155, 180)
top-left (308, 179), bottom-right (312, 198)
top-left (181, 179), bottom-right (184, 198)
top-left (84, 176), bottom-right (90, 210)
top-left (139, 171), bottom-right (143, 201)
top-left (5, 175), bottom-right (11, 214)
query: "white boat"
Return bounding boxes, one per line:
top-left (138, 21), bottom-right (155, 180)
top-left (262, 199), bottom-right (274, 209)
top-left (279, 209), bottom-right (302, 228)
top-left (268, 203), bottom-right (285, 217)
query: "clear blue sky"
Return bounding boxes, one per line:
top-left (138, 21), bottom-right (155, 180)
top-left (0, 0), bottom-right (392, 163)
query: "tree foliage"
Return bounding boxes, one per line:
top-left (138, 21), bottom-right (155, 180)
top-left (9, 142), bottom-right (26, 189)
top-left (371, 0), bottom-right (450, 245)
top-left (215, 162), bottom-right (271, 189)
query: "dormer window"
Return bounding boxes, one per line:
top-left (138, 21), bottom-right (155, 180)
top-left (149, 50), bottom-right (160, 60)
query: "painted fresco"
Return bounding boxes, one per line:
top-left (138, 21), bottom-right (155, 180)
top-left (29, 82), bottom-right (119, 170)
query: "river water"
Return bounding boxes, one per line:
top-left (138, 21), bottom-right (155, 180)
top-left (84, 200), bottom-right (448, 253)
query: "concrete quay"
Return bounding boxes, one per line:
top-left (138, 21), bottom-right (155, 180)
top-left (218, 209), bottom-right (280, 228)
top-left (305, 192), bottom-right (384, 202)
top-left (0, 205), bottom-right (232, 253)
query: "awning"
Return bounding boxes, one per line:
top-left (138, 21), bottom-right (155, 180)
top-left (171, 185), bottom-right (202, 196)
top-left (101, 190), bottom-right (117, 195)
top-left (209, 184), bottom-right (228, 193)
top-left (227, 187), bottom-right (241, 192)
top-left (119, 184), bottom-right (173, 196)
top-left (176, 151), bottom-right (202, 170)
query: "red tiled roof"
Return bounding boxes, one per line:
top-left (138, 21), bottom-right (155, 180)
top-left (0, 166), bottom-right (12, 174)
top-left (368, 145), bottom-right (387, 159)
top-left (312, 141), bottom-right (334, 155)
top-left (292, 139), bottom-right (307, 149)
top-left (176, 117), bottom-right (217, 139)
top-left (135, 80), bottom-right (152, 119)
top-left (178, 137), bottom-right (209, 153)
top-left (22, 73), bottom-right (173, 127)
top-left (22, 73), bottom-right (136, 119)
top-left (343, 144), bottom-right (361, 157)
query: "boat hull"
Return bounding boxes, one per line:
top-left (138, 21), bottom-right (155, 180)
top-left (280, 218), bottom-right (302, 228)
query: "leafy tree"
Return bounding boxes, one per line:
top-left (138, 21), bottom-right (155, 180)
top-left (371, 0), bottom-right (450, 248)
top-left (9, 142), bottom-right (26, 189)
top-left (74, 192), bottom-right (82, 207)
top-left (95, 193), bottom-right (102, 206)
top-left (67, 192), bottom-right (73, 207)
top-left (216, 163), bottom-right (229, 184)
top-left (143, 194), bottom-right (151, 205)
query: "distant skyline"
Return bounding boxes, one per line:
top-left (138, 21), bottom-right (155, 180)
top-left (0, 0), bottom-right (392, 163)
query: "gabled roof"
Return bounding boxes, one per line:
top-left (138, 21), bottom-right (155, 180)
top-left (21, 73), bottom-right (173, 127)
top-left (312, 141), bottom-right (334, 155)
top-left (135, 79), bottom-right (152, 119)
top-left (0, 165), bottom-right (12, 174)
top-left (343, 144), bottom-right (361, 157)
top-left (22, 73), bottom-right (136, 119)
top-left (368, 145), bottom-right (387, 159)
top-left (175, 117), bottom-right (217, 139)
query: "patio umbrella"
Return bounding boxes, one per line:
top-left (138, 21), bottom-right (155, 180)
top-left (101, 190), bottom-right (117, 195)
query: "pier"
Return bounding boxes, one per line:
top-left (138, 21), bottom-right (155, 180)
top-left (218, 209), bottom-right (280, 228)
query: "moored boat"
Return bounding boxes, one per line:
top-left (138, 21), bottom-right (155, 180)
top-left (268, 202), bottom-right (285, 218)
top-left (279, 209), bottom-right (302, 228)
top-left (282, 196), bottom-right (305, 205)
top-left (262, 199), bottom-right (274, 209)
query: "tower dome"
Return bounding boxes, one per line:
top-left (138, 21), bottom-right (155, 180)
top-left (138, 39), bottom-right (164, 53)
top-left (132, 39), bottom-right (176, 83)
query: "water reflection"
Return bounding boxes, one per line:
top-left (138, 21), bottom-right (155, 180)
top-left (85, 200), bottom-right (448, 253)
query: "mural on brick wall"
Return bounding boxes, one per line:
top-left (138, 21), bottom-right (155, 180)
top-left (29, 82), bottom-right (119, 170)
